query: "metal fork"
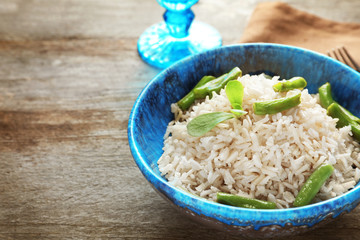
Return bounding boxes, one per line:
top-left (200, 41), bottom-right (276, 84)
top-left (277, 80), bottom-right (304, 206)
top-left (327, 46), bottom-right (360, 73)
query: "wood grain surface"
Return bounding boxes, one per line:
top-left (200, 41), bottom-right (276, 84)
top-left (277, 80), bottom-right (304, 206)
top-left (0, 0), bottom-right (359, 239)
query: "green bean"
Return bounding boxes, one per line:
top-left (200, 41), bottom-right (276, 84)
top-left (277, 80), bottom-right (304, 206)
top-left (253, 93), bottom-right (301, 115)
top-left (318, 82), bottom-right (335, 108)
top-left (327, 102), bottom-right (360, 141)
top-left (350, 123), bottom-right (360, 142)
top-left (318, 82), bottom-right (360, 124)
top-left (319, 83), bottom-right (360, 142)
top-left (327, 102), bottom-right (354, 128)
top-left (193, 67), bottom-right (242, 99)
top-left (273, 77), bottom-right (307, 92)
top-left (293, 164), bottom-right (334, 207)
top-left (177, 76), bottom-right (216, 111)
top-left (217, 192), bottom-right (277, 209)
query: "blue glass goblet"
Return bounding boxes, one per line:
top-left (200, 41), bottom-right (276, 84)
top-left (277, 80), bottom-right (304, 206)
top-left (138, 0), bottom-right (222, 69)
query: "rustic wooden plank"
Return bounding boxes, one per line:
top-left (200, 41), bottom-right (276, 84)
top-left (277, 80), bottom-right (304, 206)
top-left (0, 0), bottom-right (359, 239)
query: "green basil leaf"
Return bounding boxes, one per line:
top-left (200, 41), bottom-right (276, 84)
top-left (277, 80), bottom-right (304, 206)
top-left (187, 112), bottom-right (235, 137)
top-left (225, 80), bottom-right (244, 110)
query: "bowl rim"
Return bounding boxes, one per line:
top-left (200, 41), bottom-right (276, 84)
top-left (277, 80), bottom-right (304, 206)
top-left (128, 43), bottom-right (360, 227)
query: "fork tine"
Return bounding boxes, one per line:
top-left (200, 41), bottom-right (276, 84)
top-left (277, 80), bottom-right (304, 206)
top-left (328, 46), bottom-right (360, 73)
top-left (332, 48), bottom-right (344, 63)
top-left (337, 46), bottom-right (351, 66)
top-left (341, 46), bottom-right (360, 72)
top-left (327, 49), bottom-right (342, 62)
top-left (327, 51), bottom-right (332, 58)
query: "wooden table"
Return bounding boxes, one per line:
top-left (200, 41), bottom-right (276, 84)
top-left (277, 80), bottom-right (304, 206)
top-left (0, 0), bottom-right (359, 239)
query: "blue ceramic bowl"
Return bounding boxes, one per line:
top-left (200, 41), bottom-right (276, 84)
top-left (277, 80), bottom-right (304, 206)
top-left (128, 43), bottom-right (360, 238)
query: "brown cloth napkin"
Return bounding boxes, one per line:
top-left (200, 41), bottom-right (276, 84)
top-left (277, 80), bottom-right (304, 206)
top-left (239, 2), bottom-right (360, 64)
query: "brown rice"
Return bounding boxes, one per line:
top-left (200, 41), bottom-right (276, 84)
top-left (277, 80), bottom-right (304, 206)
top-left (158, 74), bottom-right (360, 208)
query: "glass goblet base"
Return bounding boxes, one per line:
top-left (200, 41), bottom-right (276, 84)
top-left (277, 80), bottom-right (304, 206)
top-left (137, 21), bottom-right (222, 69)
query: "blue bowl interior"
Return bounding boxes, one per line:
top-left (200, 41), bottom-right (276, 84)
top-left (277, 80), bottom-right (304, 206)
top-left (128, 43), bottom-right (360, 228)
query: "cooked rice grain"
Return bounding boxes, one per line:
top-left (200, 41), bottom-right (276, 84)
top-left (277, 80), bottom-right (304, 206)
top-left (158, 74), bottom-right (360, 208)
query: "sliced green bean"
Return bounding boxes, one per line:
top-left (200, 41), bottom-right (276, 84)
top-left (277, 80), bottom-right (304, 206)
top-left (327, 102), bottom-right (355, 128)
top-left (318, 82), bottom-right (360, 124)
top-left (350, 123), bottom-right (360, 142)
top-left (217, 192), bottom-right (277, 209)
top-left (293, 164), bottom-right (334, 207)
top-left (193, 67), bottom-right (242, 99)
top-left (318, 82), bottom-right (335, 108)
top-left (177, 76), bottom-right (216, 111)
top-left (327, 102), bottom-right (360, 141)
top-left (273, 77), bottom-right (307, 92)
top-left (253, 93), bottom-right (301, 115)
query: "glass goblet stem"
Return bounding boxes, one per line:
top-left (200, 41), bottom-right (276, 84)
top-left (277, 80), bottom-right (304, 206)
top-left (163, 9), bottom-right (194, 38)
top-left (138, 0), bottom-right (222, 68)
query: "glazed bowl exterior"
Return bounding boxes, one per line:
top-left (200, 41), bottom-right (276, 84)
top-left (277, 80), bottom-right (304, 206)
top-left (128, 43), bottom-right (360, 238)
